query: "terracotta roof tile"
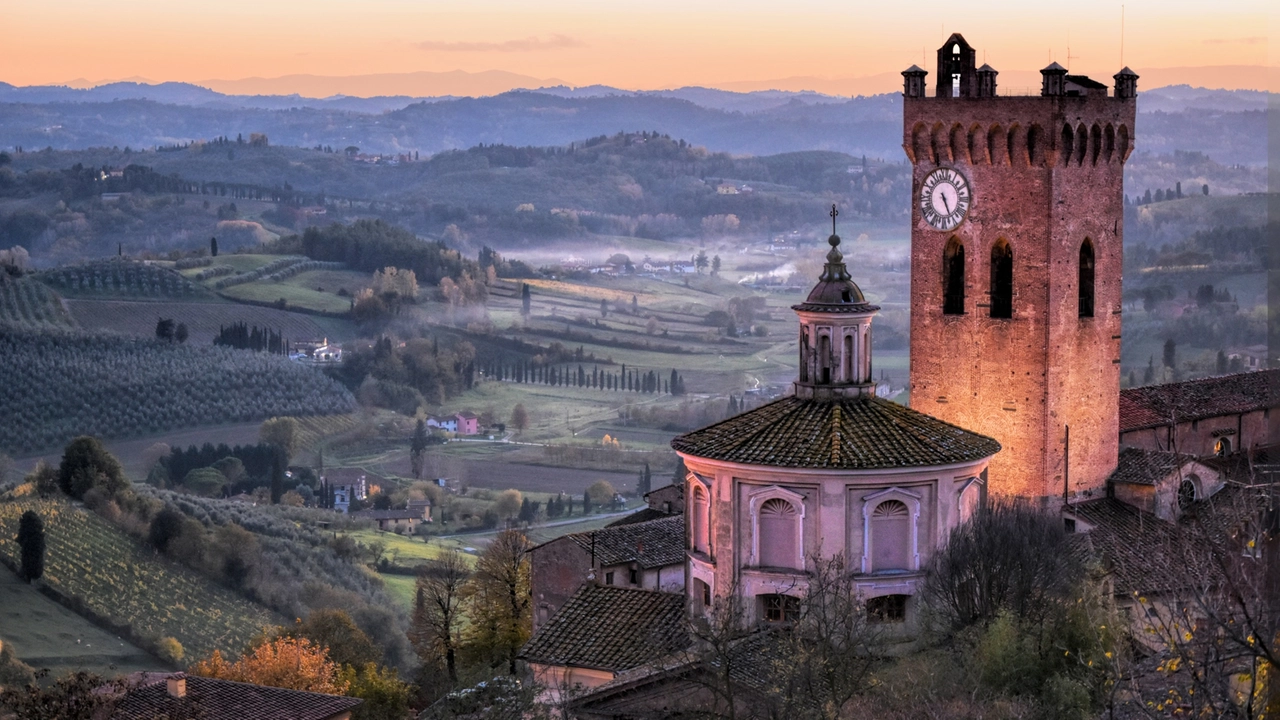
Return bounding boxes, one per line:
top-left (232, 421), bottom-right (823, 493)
top-left (1119, 370), bottom-right (1280, 432)
top-left (1109, 447), bottom-right (1191, 486)
top-left (671, 395), bottom-right (1000, 470)
top-left (111, 675), bottom-right (361, 720)
top-left (567, 515), bottom-right (685, 569)
top-left (606, 507), bottom-right (675, 527)
top-left (1069, 485), bottom-right (1268, 595)
top-left (520, 585), bottom-right (688, 672)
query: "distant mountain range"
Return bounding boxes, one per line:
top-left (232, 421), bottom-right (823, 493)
top-left (0, 80), bottom-right (1269, 165)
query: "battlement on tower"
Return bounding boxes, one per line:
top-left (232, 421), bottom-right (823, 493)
top-left (902, 34), bottom-right (1137, 172)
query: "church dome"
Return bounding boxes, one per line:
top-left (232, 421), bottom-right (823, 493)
top-left (791, 233), bottom-right (877, 313)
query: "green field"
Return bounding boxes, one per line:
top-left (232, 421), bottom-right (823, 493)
top-left (0, 568), bottom-right (162, 677)
top-left (181, 254), bottom-right (368, 315)
top-left (0, 496), bottom-right (279, 664)
top-left (378, 573), bottom-right (418, 610)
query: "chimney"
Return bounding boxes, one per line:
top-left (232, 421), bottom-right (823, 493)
top-left (166, 673), bottom-right (187, 699)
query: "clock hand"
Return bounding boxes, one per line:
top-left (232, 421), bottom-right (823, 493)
top-left (940, 193), bottom-right (951, 215)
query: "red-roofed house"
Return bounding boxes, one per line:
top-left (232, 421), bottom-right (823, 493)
top-left (455, 411), bottom-right (480, 435)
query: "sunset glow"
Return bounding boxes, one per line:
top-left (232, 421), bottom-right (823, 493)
top-left (4, 0), bottom-right (1274, 95)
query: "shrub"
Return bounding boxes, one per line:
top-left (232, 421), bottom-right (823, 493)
top-left (156, 636), bottom-right (184, 665)
top-left (182, 468), bottom-right (227, 497)
top-left (148, 506), bottom-right (186, 553)
top-left (922, 499), bottom-right (1079, 628)
top-left (58, 436), bottom-right (128, 500)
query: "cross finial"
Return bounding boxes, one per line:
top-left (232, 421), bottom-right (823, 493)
top-left (830, 204), bottom-right (839, 236)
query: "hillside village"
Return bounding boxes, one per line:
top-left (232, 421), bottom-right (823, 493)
top-left (0, 23), bottom-right (1276, 720)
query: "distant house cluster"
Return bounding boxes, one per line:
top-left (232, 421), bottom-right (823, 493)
top-left (323, 468), bottom-right (368, 514)
top-left (291, 337), bottom-right (342, 365)
top-left (349, 499), bottom-right (433, 531)
top-left (427, 411), bottom-right (480, 435)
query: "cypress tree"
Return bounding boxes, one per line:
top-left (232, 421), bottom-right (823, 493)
top-left (17, 511), bottom-right (44, 582)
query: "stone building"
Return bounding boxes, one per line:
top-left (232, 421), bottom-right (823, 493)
top-left (903, 32), bottom-right (1137, 501)
top-left (671, 226), bottom-right (1000, 627)
top-left (1118, 369), bottom-right (1280, 456)
top-left (530, 514), bottom-right (685, 632)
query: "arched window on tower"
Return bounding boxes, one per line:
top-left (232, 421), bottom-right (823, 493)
top-left (843, 333), bottom-right (853, 382)
top-left (1078, 239), bottom-right (1095, 318)
top-left (990, 239), bottom-right (1013, 318)
top-left (870, 500), bottom-right (911, 572)
top-left (943, 237), bottom-right (965, 315)
top-left (951, 43), bottom-right (961, 97)
top-left (691, 486), bottom-right (709, 554)
top-left (798, 326), bottom-right (809, 382)
top-left (818, 334), bottom-right (831, 384)
top-left (758, 498), bottom-right (799, 569)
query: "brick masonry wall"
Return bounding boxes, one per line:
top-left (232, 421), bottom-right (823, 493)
top-left (530, 538), bottom-right (593, 631)
top-left (1120, 409), bottom-right (1280, 456)
top-left (905, 93), bottom-right (1135, 500)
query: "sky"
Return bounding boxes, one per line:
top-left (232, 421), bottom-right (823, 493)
top-left (4, 0), bottom-right (1276, 95)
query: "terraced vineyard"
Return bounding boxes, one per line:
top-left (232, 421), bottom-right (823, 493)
top-left (0, 329), bottom-right (358, 455)
top-left (294, 414), bottom-right (362, 450)
top-left (0, 497), bottom-right (277, 663)
top-left (0, 273), bottom-right (75, 328)
top-left (38, 258), bottom-right (208, 299)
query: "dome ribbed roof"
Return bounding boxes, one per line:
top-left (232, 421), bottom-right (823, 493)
top-left (672, 395), bottom-right (1001, 470)
top-left (791, 233), bottom-right (878, 313)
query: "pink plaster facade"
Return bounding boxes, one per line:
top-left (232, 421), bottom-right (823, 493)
top-left (680, 453), bottom-right (990, 627)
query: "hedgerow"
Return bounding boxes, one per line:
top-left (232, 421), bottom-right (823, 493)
top-left (210, 257), bottom-right (343, 290)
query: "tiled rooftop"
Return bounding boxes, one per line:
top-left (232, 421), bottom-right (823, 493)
top-left (110, 675), bottom-right (361, 720)
top-left (1109, 447), bottom-right (1190, 486)
top-left (1069, 484), bottom-right (1267, 595)
top-left (520, 584), bottom-right (689, 672)
top-left (672, 395), bottom-right (1000, 470)
top-left (1119, 369), bottom-right (1280, 432)
top-left (565, 514), bottom-right (686, 569)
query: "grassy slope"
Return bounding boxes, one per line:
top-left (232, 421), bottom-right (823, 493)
top-left (0, 496), bottom-right (278, 663)
top-left (0, 568), bottom-right (162, 677)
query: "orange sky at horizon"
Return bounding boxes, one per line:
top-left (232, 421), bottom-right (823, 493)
top-left (3, 0), bottom-right (1274, 94)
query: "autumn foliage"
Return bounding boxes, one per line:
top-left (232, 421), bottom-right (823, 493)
top-left (189, 637), bottom-right (349, 695)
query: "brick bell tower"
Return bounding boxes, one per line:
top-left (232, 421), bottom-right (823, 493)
top-left (902, 33), bottom-right (1138, 501)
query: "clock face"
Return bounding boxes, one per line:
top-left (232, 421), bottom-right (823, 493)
top-left (919, 168), bottom-right (971, 231)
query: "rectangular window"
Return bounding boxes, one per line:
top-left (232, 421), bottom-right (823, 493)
top-left (604, 571), bottom-right (614, 586)
top-left (867, 594), bottom-right (908, 623)
top-left (629, 568), bottom-right (639, 585)
top-left (702, 581), bottom-right (712, 607)
top-left (762, 594), bottom-right (800, 623)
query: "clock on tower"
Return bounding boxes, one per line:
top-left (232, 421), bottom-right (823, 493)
top-left (901, 33), bottom-right (1137, 501)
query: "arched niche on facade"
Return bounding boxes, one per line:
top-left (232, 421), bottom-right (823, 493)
top-left (748, 485), bottom-right (807, 570)
top-left (860, 487), bottom-right (922, 574)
